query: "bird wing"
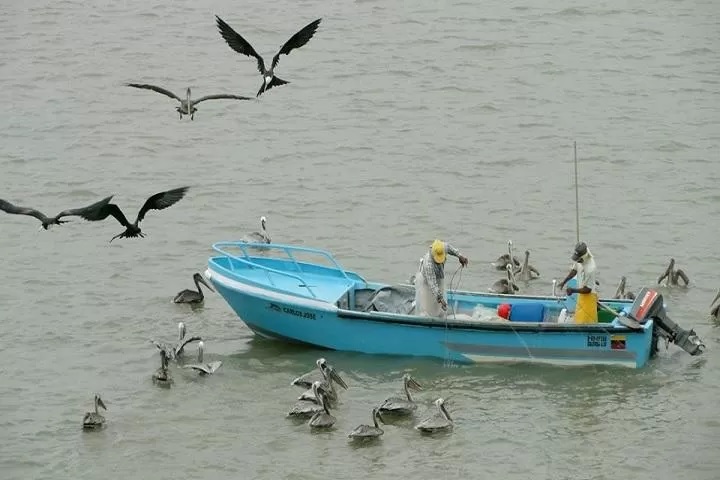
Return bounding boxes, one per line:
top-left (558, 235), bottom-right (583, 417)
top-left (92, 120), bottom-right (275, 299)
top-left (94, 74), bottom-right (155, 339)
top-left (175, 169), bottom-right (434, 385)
top-left (191, 94), bottom-right (252, 106)
top-left (175, 335), bottom-right (202, 356)
top-left (0, 199), bottom-right (48, 222)
top-left (54, 196), bottom-right (114, 220)
top-left (206, 361), bottom-right (222, 373)
top-left (183, 364), bottom-right (208, 373)
top-left (150, 340), bottom-right (174, 357)
top-left (135, 186), bottom-right (189, 225)
top-left (80, 203), bottom-right (132, 228)
top-left (215, 16), bottom-right (266, 74)
top-left (125, 83), bottom-right (182, 102)
top-left (271, 18), bottom-right (322, 70)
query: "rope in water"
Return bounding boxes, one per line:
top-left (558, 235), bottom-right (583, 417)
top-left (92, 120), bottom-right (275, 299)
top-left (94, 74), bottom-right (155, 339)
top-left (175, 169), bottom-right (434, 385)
top-left (442, 265), bottom-right (465, 368)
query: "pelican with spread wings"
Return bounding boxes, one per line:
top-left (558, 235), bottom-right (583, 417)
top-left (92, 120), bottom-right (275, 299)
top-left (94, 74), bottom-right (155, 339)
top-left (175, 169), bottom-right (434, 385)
top-left (125, 84), bottom-right (251, 119)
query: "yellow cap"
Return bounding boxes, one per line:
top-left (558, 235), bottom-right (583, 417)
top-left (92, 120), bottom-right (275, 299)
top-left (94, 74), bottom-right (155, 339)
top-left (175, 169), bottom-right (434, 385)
top-left (431, 239), bottom-right (446, 264)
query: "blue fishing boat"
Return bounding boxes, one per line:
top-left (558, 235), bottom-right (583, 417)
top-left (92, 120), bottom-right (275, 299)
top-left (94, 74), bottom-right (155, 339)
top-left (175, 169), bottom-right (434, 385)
top-left (205, 242), bottom-right (705, 369)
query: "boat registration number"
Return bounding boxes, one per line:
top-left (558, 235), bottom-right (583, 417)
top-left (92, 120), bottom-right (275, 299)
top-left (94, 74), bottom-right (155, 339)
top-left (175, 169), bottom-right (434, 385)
top-left (284, 307), bottom-right (316, 320)
top-left (267, 302), bottom-right (317, 320)
top-left (586, 334), bottom-right (608, 348)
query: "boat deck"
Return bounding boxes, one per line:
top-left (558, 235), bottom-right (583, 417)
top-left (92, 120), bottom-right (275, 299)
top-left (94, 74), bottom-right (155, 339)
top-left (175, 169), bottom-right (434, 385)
top-left (208, 242), bottom-right (366, 303)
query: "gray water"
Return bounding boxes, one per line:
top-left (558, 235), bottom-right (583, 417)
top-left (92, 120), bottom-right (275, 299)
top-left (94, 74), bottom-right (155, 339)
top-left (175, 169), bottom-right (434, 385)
top-left (1, 0), bottom-right (719, 478)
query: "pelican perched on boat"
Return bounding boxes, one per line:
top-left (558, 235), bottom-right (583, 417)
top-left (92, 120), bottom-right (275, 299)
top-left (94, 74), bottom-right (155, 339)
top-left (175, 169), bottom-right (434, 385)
top-left (513, 250), bottom-right (540, 281)
top-left (493, 240), bottom-right (520, 270)
top-left (710, 289), bottom-right (720, 320)
top-left (287, 381), bottom-right (327, 418)
top-left (613, 276), bottom-right (636, 300)
top-left (152, 349), bottom-right (173, 387)
top-left (297, 363), bottom-right (348, 404)
top-left (348, 407), bottom-right (385, 440)
top-left (183, 341), bottom-right (223, 375)
top-left (657, 258), bottom-right (690, 287)
top-left (415, 397), bottom-right (453, 433)
top-left (490, 264), bottom-right (519, 294)
top-left (378, 373), bottom-right (423, 416)
top-left (241, 216), bottom-right (271, 244)
top-left (82, 394), bottom-right (107, 430)
top-left (174, 273), bottom-right (215, 304)
top-left (308, 388), bottom-right (336, 429)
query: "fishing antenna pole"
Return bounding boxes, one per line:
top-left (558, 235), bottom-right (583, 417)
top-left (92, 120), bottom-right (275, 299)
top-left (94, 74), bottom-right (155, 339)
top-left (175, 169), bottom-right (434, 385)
top-left (574, 141), bottom-right (580, 244)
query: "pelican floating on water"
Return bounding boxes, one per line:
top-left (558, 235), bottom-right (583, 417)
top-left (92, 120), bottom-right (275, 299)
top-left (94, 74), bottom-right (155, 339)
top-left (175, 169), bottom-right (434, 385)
top-left (308, 387), bottom-right (336, 429)
top-left (152, 349), bottom-right (173, 387)
top-left (710, 289), bottom-right (720, 320)
top-left (348, 407), bottom-right (385, 440)
top-left (125, 84), bottom-right (251, 120)
top-left (241, 216), bottom-right (271, 244)
top-left (657, 258), bottom-right (690, 287)
top-left (291, 358), bottom-right (330, 389)
top-left (183, 341), bottom-right (223, 375)
top-left (174, 273), bottom-right (215, 304)
top-left (174, 321), bottom-right (202, 358)
top-left (297, 363), bottom-right (348, 404)
top-left (287, 381), bottom-right (327, 418)
top-left (215, 16), bottom-right (322, 98)
top-left (82, 394), bottom-right (107, 430)
top-left (378, 373), bottom-right (423, 416)
top-left (513, 250), bottom-right (540, 281)
top-left (493, 240), bottom-right (521, 270)
top-left (613, 276), bottom-right (636, 300)
top-left (415, 397), bottom-right (453, 433)
top-left (151, 322), bottom-right (202, 360)
top-left (490, 264), bottom-right (519, 294)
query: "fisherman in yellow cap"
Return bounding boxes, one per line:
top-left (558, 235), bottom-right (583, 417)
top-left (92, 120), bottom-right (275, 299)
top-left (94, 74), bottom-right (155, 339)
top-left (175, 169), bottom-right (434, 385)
top-left (558, 241), bottom-right (598, 324)
top-left (413, 239), bottom-right (469, 317)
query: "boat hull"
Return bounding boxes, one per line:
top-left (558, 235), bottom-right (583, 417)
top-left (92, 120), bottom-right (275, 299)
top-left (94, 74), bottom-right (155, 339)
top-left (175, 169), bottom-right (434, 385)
top-left (207, 268), bottom-right (652, 369)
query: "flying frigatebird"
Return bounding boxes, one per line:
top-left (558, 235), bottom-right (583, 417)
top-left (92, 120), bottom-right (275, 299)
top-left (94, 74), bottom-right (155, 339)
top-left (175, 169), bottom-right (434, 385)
top-left (0, 196), bottom-right (113, 230)
top-left (82, 186), bottom-right (190, 242)
top-left (215, 16), bottom-right (322, 97)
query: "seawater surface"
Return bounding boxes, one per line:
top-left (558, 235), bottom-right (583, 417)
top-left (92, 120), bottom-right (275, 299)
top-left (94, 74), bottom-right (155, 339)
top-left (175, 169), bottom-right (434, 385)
top-left (1, 0), bottom-right (719, 479)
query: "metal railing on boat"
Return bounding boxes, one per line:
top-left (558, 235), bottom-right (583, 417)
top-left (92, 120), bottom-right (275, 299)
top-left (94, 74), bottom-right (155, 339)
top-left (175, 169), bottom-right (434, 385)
top-left (211, 242), bottom-right (357, 299)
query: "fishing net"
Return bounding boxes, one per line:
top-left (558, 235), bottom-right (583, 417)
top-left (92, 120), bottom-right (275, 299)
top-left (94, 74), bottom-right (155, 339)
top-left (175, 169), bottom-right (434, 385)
top-left (359, 285), bottom-right (417, 315)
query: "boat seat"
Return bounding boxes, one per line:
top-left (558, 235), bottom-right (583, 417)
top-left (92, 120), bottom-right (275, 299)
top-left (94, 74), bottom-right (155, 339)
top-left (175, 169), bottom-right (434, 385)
top-left (508, 303), bottom-right (546, 323)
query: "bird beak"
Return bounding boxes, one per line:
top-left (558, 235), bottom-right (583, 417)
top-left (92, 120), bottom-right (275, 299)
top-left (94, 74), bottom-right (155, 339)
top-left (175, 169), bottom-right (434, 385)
top-left (198, 275), bottom-right (215, 292)
top-left (329, 368), bottom-right (348, 389)
top-left (376, 410), bottom-right (386, 425)
top-left (712, 289), bottom-right (720, 307)
top-left (409, 377), bottom-right (423, 390)
top-left (98, 397), bottom-right (107, 411)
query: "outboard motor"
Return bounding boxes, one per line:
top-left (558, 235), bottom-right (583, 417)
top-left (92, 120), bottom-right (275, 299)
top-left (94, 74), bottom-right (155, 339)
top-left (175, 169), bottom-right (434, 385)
top-left (628, 287), bottom-right (705, 356)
